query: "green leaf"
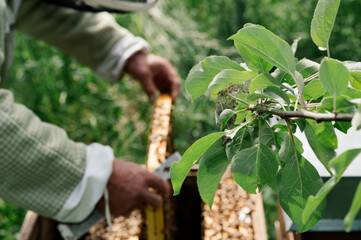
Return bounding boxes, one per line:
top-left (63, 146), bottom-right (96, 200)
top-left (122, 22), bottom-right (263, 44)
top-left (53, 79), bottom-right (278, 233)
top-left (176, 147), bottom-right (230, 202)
top-left (249, 73), bottom-right (281, 94)
top-left (304, 79), bottom-right (325, 100)
top-left (329, 149), bottom-right (361, 179)
top-left (352, 110), bottom-right (361, 130)
top-left (319, 58), bottom-right (350, 98)
top-left (247, 90), bottom-right (289, 106)
top-left (279, 134), bottom-right (303, 162)
top-left (302, 149), bottom-right (361, 225)
top-left (344, 62), bottom-right (361, 90)
top-left (198, 140), bottom-right (230, 209)
top-left (345, 181), bottom-right (361, 232)
top-left (350, 75), bottom-right (361, 90)
top-left (234, 42), bottom-right (273, 73)
top-left (229, 25), bottom-right (296, 77)
top-left (219, 109), bottom-right (235, 130)
top-left (185, 56), bottom-right (245, 100)
top-left (272, 124), bottom-right (290, 133)
top-left (295, 119), bottom-right (307, 132)
top-left (272, 58), bottom-right (319, 85)
top-left (264, 86), bottom-right (291, 106)
top-left (291, 37), bottom-right (302, 55)
top-left (234, 112), bottom-right (245, 125)
top-left (310, 0), bottom-right (341, 50)
top-left (207, 69), bottom-right (257, 96)
top-left (320, 95), bottom-right (356, 114)
top-left (170, 132), bottom-right (226, 195)
top-left (304, 120), bottom-right (337, 174)
top-left (202, 56), bottom-right (245, 75)
top-left (297, 59), bottom-right (320, 78)
top-left (302, 176), bottom-right (335, 224)
top-left (259, 122), bottom-right (277, 147)
top-left (226, 127), bottom-right (253, 160)
top-left (294, 71), bottom-right (305, 97)
top-left (333, 121), bottom-right (351, 134)
top-left (345, 88), bottom-right (361, 99)
top-left (247, 93), bottom-right (271, 102)
top-left (279, 153), bottom-right (325, 233)
top-left (231, 143), bottom-right (278, 194)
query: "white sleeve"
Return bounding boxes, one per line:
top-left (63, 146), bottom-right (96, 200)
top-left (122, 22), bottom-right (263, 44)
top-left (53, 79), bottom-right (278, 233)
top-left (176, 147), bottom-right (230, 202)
top-left (53, 143), bottom-right (114, 223)
top-left (96, 33), bottom-right (150, 82)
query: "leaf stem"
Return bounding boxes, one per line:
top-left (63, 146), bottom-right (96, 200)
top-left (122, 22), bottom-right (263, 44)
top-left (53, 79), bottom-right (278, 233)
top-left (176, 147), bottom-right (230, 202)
top-left (225, 92), bottom-right (251, 107)
top-left (294, 97), bottom-right (299, 111)
top-left (235, 108), bottom-right (249, 113)
top-left (300, 95), bottom-right (307, 110)
top-left (327, 44), bottom-right (331, 58)
top-left (258, 116), bottom-right (262, 140)
top-left (305, 72), bottom-right (319, 83)
top-left (286, 120), bottom-right (297, 154)
top-left (290, 73), bottom-right (320, 89)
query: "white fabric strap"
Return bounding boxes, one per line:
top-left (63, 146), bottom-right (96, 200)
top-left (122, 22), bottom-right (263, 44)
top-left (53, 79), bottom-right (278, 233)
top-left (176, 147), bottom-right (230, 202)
top-left (96, 34), bottom-right (150, 82)
top-left (104, 188), bottom-right (113, 232)
top-left (5, 0), bottom-right (22, 33)
top-left (84, 0), bottom-right (157, 12)
top-left (53, 143), bottom-right (114, 223)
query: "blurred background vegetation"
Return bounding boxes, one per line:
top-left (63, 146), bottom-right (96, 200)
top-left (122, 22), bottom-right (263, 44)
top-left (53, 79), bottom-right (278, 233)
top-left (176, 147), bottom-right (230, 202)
top-left (1, 0), bottom-right (361, 239)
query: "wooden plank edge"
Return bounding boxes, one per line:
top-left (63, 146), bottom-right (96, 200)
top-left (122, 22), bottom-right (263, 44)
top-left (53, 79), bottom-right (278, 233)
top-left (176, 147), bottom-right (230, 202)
top-left (18, 211), bottom-right (40, 240)
top-left (250, 193), bottom-right (268, 240)
top-left (275, 221), bottom-right (283, 240)
top-left (145, 94), bottom-right (173, 240)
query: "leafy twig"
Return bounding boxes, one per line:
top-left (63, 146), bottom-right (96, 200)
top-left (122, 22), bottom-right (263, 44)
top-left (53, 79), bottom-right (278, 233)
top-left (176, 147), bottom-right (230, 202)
top-left (249, 105), bottom-right (353, 122)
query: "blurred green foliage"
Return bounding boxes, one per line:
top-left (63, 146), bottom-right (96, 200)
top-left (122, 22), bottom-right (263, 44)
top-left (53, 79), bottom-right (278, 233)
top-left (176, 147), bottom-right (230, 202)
top-left (0, 200), bottom-right (26, 240)
top-left (1, 0), bottom-right (361, 239)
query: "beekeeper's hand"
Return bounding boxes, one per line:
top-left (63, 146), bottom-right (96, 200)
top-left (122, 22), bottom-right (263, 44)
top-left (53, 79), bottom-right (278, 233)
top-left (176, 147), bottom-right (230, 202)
top-left (124, 52), bottom-right (181, 102)
top-left (96, 159), bottom-right (170, 216)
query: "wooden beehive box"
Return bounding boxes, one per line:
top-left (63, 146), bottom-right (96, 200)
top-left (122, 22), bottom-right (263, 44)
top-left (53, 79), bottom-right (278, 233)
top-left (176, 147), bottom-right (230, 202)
top-left (19, 94), bottom-right (267, 240)
top-left (85, 168), bottom-right (267, 240)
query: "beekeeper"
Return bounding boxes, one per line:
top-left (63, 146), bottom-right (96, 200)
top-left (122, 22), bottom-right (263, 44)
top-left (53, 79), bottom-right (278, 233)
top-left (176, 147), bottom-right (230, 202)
top-left (0, 0), bottom-right (180, 223)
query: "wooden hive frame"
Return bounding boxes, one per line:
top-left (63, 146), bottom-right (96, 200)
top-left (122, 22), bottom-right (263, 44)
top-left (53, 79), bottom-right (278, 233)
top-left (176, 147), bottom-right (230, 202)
top-left (19, 94), bottom-right (268, 240)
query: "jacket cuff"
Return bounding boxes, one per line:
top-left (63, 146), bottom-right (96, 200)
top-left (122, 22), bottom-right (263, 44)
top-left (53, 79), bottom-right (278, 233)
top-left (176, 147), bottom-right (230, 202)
top-left (53, 143), bottom-right (114, 223)
top-left (96, 34), bottom-right (150, 82)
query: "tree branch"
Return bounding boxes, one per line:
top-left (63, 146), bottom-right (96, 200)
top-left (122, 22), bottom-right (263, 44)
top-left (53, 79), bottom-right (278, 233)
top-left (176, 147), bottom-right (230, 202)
top-left (249, 105), bottom-right (353, 122)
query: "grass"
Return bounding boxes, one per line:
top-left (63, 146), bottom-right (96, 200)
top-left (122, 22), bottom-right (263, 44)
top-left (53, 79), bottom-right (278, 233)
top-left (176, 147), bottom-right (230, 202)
top-left (0, 200), bottom-right (26, 240)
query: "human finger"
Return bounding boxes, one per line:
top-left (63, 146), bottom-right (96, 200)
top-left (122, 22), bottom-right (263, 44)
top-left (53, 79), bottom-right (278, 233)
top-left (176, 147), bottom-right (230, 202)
top-left (138, 74), bottom-right (157, 103)
top-left (142, 190), bottom-right (163, 208)
top-left (160, 64), bottom-right (181, 102)
top-left (169, 73), bottom-right (181, 102)
top-left (144, 172), bottom-right (170, 195)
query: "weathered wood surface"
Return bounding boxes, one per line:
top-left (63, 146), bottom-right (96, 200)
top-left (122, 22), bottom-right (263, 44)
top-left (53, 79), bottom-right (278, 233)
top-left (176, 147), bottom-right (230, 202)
top-left (145, 94), bottom-right (173, 240)
top-left (146, 94), bottom-right (173, 171)
top-left (19, 211), bottom-right (58, 240)
top-left (19, 211), bottom-right (39, 240)
top-left (87, 94), bottom-right (173, 240)
top-left (202, 170), bottom-right (267, 240)
top-left (20, 94), bottom-right (270, 240)
top-left (251, 192), bottom-right (268, 240)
